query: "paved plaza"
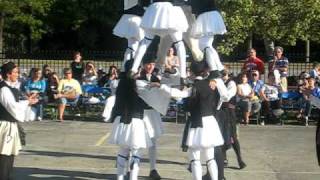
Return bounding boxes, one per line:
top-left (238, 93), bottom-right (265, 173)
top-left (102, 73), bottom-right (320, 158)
top-left (13, 120), bottom-right (320, 180)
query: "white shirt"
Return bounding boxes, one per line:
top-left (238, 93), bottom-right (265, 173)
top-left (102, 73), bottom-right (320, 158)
top-left (0, 81), bottom-right (30, 122)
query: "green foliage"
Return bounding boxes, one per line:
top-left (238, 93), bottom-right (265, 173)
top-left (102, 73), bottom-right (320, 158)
top-left (1, 0), bottom-right (54, 40)
top-left (216, 0), bottom-right (255, 55)
top-left (216, 0), bottom-right (320, 55)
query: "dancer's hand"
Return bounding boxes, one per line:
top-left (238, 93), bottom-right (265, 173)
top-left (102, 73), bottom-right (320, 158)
top-left (209, 80), bottom-right (217, 90)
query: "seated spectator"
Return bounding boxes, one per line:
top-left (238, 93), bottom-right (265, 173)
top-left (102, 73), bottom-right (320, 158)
top-left (237, 73), bottom-right (254, 125)
top-left (55, 68), bottom-right (82, 122)
top-left (309, 62), bottom-right (320, 82)
top-left (47, 72), bottom-right (60, 103)
top-left (260, 73), bottom-right (283, 125)
top-left (23, 68), bottom-right (46, 121)
top-left (82, 61), bottom-right (98, 85)
top-left (297, 72), bottom-right (310, 118)
top-left (242, 48), bottom-right (265, 78)
top-left (298, 76), bottom-right (320, 124)
top-left (269, 46), bottom-right (289, 92)
top-left (42, 64), bottom-right (52, 80)
top-left (98, 65), bottom-right (118, 89)
top-left (70, 51), bottom-right (85, 83)
top-left (248, 70), bottom-right (263, 114)
top-left (164, 47), bottom-right (180, 74)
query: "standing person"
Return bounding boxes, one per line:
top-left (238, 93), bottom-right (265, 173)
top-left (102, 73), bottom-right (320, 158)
top-left (130, 0), bottom-right (189, 82)
top-left (242, 48), bottom-right (265, 77)
top-left (0, 62), bottom-right (38, 180)
top-left (109, 60), bottom-right (152, 180)
top-left (70, 51), bottom-right (85, 84)
top-left (220, 68), bottom-right (246, 170)
top-left (113, 0), bottom-right (148, 72)
top-left (189, 0), bottom-right (227, 74)
top-left (137, 58), bottom-right (163, 179)
top-left (269, 46), bottom-right (289, 92)
top-left (185, 68), bottom-right (229, 180)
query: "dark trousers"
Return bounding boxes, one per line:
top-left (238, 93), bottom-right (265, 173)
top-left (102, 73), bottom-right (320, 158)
top-left (214, 146), bottom-right (225, 180)
top-left (0, 155), bottom-right (14, 180)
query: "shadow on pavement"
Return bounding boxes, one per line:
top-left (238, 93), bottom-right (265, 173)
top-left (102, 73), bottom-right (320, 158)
top-left (23, 150), bottom-right (188, 166)
top-left (14, 167), bottom-right (113, 180)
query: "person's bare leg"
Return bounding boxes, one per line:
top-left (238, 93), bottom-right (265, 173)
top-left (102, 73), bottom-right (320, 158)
top-left (58, 104), bottom-right (66, 121)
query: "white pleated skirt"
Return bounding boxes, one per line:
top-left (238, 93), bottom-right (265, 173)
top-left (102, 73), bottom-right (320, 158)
top-left (113, 14), bottom-right (145, 41)
top-left (191, 11), bottom-right (227, 38)
top-left (186, 116), bottom-right (224, 149)
top-left (143, 109), bottom-right (163, 139)
top-left (0, 121), bottom-right (22, 156)
top-left (109, 116), bottom-right (152, 149)
top-left (141, 2), bottom-right (188, 36)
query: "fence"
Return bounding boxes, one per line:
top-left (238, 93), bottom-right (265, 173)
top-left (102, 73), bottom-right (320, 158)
top-left (0, 51), bottom-right (316, 81)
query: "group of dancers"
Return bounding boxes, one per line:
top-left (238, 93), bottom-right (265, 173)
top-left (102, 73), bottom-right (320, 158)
top-left (109, 1), bottom-right (246, 180)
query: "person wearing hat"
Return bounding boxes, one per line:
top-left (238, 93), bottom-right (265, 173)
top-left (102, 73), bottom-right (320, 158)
top-left (182, 60), bottom-right (230, 180)
top-left (111, 59), bottom-right (190, 179)
top-left (0, 62), bottom-right (39, 179)
top-left (109, 59), bottom-right (153, 180)
top-left (136, 56), bottom-right (164, 179)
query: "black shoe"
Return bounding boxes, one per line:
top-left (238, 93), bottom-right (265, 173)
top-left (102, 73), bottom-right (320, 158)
top-left (124, 172), bottom-right (130, 180)
top-left (149, 169), bottom-right (161, 180)
top-left (202, 172), bottom-right (211, 180)
top-left (239, 161), bottom-right (247, 169)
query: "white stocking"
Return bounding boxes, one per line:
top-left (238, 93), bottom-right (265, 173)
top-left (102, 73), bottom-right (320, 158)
top-left (131, 34), bottom-right (154, 73)
top-left (116, 147), bottom-right (130, 180)
top-left (170, 32), bottom-right (187, 78)
top-left (148, 138), bottom-right (157, 171)
top-left (199, 36), bottom-right (224, 71)
top-left (121, 38), bottom-right (140, 72)
top-left (204, 148), bottom-right (218, 180)
top-left (188, 148), bottom-right (202, 180)
top-left (130, 149), bottom-right (140, 180)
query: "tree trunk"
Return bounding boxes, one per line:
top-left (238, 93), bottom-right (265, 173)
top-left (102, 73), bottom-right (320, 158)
top-left (306, 40), bottom-right (310, 63)
top-left (247, 32), bottom-right (253, 50)
top-left (0, 13), bottom-right (4, 57)
top-left (263, 38), bottom-right (274, 61)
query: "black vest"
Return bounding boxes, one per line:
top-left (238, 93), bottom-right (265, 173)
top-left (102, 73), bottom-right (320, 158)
top-left (138, 71), bottom-right (161, 83)
top-left (111, 77), bottom-right (146, 124)
top-left (187, 79), bottom-right (220, 128)
top-left (0, 81), bottom-right (20, 122)
top-left (190, 0), bottom-right (217, 15)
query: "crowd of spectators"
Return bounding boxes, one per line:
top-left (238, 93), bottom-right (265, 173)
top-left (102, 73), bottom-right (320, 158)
top-left (0, 47), bottom-right (319, 125)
